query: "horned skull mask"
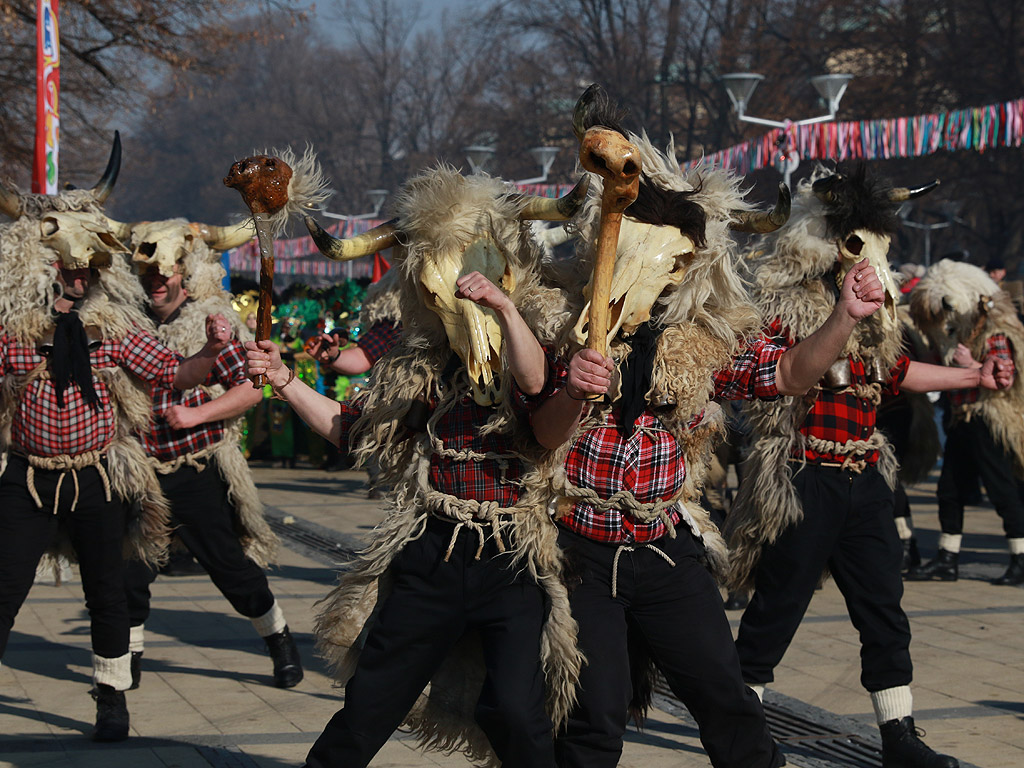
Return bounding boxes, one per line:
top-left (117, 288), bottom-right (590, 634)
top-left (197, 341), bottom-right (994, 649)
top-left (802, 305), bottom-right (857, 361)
top-left (39, 211), bottom-right (128, 270)
top-left (573, 216), bottom-right (692, 344)
top-left (130, 220), bottom-right (197, 277)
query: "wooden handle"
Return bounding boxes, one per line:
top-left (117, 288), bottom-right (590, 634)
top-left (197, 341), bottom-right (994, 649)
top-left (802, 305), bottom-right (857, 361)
top-left (251, 214), bottom-right (276, 388)
top-left (586, 210), bottom-right (623, 354)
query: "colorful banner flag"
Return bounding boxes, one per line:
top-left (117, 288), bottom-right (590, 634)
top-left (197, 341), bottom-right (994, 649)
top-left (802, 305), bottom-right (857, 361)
top-left (32, 0), bottom-right (60, 194)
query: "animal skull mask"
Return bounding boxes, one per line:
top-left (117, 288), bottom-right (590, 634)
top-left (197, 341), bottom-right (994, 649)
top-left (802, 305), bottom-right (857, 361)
top-left (39, 211), bottom-right (128, 269)
top-left (130, 220), bottom-right (197, 276)
top-left (833, 228), bottom-right (899, 325)
top-left (573, 216), bottom-right (692, 344)
top-left (418, 234), bottom-right (516, 406)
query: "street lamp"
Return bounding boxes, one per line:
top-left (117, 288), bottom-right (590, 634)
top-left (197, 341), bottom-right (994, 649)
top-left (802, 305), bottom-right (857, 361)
top-left (516, 146), bottom-right (561, 185)
top-left (720, 72), bottom-right (853, 187)
top-left (898, 201), bottom-right (964, 267)
top-left (463, 145), bottom-right (497, 175)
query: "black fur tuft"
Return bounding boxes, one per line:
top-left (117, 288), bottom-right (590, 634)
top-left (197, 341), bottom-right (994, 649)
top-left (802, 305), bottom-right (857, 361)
top-left (815, 163), bottom-right (901, 238)
top-left (628, 177), bottom-right (707, 247)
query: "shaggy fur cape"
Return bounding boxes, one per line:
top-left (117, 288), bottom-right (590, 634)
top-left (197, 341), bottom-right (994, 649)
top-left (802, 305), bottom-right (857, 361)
top-left (0, 191), bottom-right (171, 568)
top-left (910, 259), bottom-right (1024, 474)
top-left (140, 231), bottom-right (279, 566)
top-left (311, 167), bottom-right (579, 766)
top-left (724, 170), bottom-right (905, 593)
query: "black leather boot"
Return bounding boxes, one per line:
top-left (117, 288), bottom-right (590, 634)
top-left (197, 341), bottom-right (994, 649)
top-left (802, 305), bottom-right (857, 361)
top-left (264, 626), bottom-right (303, 688)
top-left (905, 549), bottom-right (958, 581)
top-left (129, 651), bottom-right (143, 690)
top-left (992, 553), bottom-right (1024, 585)
top-left (879, 716), bottom-right (958, 768)
top-left (901, 537), bottom-right (921, 574)
top-left (92, 684), bottom-right (130, 742)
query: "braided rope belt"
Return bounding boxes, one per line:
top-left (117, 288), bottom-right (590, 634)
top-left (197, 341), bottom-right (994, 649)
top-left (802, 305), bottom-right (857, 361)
top-left (19, 450), bottom-right (112, 514)
top-left (147, 442), bottom-right (219, 475)
top-left (804, 430), bottom-right (887, 474)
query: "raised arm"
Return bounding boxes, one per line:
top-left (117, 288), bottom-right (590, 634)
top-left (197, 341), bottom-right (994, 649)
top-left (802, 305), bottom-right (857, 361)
top-left (245, 339), bottom-right (350, 446)
top-left (775, 259), bottom-right (885, 395)
top-left (173, 313), bottom-right (234, 390)
top-left (530, 348), bottom-right (614, 449)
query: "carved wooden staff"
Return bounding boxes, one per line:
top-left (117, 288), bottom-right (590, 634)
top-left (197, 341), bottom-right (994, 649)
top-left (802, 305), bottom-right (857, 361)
top-left (224, 155), bottom-right (293, 386)
top-left (578, 130), bottom-right (641, 354)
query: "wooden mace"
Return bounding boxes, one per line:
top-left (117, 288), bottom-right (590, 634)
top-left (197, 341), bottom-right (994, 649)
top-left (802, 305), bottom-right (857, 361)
top-left (224, 155), bottom-right (293, 386)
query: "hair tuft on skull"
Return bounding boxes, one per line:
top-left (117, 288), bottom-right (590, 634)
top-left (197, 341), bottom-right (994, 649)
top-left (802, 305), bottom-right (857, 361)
top-left (813, 163), bottom-right (901, 239)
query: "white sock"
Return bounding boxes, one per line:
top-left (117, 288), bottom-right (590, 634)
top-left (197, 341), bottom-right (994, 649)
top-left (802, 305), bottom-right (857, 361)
top-left (129, 624), bottom-right (145, 654)
top-left (894, 517), bottom-right (913, 540)
top-left (250, 600), bottom-right (287, 638)
top-left (871, 685), bottom-right (913, 724)
top-left (93, 652), bottom-right (133, 691)
top-left (1008, 538), bottom-right (1024, 555)
top-left (748, 683), bottom-right (765, 702)
top-left (938, 533), bottom-right (962, 553)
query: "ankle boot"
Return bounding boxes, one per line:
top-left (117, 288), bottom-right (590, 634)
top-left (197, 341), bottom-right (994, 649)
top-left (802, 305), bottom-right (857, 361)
top-left (129, 651), bottom-right (143, 690)
top-left (992, 553), bottom-right (1024, 585)
top-left (264, 626), bottom-right (303, 688)
top-left (905, 549), bottom-right (958, 581)
top-left (901, 537), bottom-right (921, 574)
top-left (879, 716), bottom-right (958, 768)
top-left (91, 684), bottom-right (129, 742)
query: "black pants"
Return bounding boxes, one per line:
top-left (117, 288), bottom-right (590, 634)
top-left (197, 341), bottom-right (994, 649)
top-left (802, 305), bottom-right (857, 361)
top-left (736, 463), bottom-right (912, 692)
top-left (305, 516), bottom-right (555, 768)
top-left (554, 526), bottom-right (781, 768)
top-left (125, 459), bottom-right (274, 626)
top-left (937, 417), bottom-right (1024, 538)
top-left (0, 454), bottom-right (129, 660)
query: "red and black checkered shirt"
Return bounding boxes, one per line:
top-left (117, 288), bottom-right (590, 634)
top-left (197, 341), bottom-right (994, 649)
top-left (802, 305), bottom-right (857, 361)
top-left (559, 338), bottom-right (785, 544)
top-left (946, 333), bottom-right (1014, 409)
top-left (337, 352), bottom-right (564, 508)
top-left (356, 321), bottom-right (402, 364)
top-left (1, 326), bottom-right (179, 458)
top-left (141, 340), bottom-right (249, 461)
top-left (769, 321), bottom-right (911, 465)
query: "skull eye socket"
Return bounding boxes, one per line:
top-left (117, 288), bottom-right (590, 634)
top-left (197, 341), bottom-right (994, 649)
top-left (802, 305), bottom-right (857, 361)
top-left (671, 252), bottom-right (690, 273)
top-left (137, 242), bottom-right (157, 258)
top-left (845, 235), bottom-right (864, 255)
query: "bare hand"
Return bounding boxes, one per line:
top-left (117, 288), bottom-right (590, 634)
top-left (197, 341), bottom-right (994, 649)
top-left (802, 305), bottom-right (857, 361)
top-left (164, 404), bottom-right (201, 430)
top-left (455, 272), bottom-right (511, 313)
top-left (204, 313), bottom-right (234, 353)
top-left (952, 343), bottom-right (981, 369)
top-left (839, 260), bottom-right (884, 321)
top-left (980, 356), bottom-right (1015, 391)
top-left (244, 339), bottom-right (289, 387)
top-left (306, 333), bottom-right (340, 365)
top-left (566, 348), bottom-right (614, 399)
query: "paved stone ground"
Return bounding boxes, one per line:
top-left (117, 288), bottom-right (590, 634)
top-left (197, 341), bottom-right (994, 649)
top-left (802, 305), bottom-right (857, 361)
top-left (1, 462), bottom-right (1021, 768)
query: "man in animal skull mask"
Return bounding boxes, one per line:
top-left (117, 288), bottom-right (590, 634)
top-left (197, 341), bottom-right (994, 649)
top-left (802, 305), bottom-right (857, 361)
top-left (727, 165), bottom-right (1010, 768)
top-left (118, 169), bottom-right (323, 691)
top-left (530, 87), bottom-right (889, 768)
top-left (248, 166), bottom-right (590, 767)
top-left (0, 137), bottom-right (232, 742)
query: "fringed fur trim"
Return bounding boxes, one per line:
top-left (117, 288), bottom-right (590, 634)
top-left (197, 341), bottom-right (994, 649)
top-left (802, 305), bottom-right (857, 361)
top-left (106, 436), bottom-right (172, 566)
top-left (911, 259), bottom-right (1024, 471)
top-left (357, 267), bottom-right (402, 329)
top-left (213, 437), bottom-right (279, 566)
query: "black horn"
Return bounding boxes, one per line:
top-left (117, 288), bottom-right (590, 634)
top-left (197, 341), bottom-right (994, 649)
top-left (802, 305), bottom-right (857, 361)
top-left (92, 131), bottom-right (122, 204)
top-left (730, 183), bottom-right (792, 233)
top-left (889, 179), bottom-right (940, 202)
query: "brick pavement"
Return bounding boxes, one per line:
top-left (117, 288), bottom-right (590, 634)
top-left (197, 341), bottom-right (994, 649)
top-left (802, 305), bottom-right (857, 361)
top-left (1, 463), bottom-right (1021, 768)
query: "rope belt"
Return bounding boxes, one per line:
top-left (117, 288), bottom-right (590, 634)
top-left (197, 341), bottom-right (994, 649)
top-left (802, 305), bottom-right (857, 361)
top-left (148, 443), bottom-right (219, 475)
top-left (19, 450), bottom-right (112, 514)
top-left (610, 541), bottom-right (676, 598)
top-left (801, 430), bottom-right (887, 474)
top-left (423, 489), bottom-right (518, 562)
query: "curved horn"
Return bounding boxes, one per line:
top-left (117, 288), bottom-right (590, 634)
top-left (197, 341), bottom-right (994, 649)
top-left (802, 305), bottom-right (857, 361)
top-left (304, 215), bottom-right (401, 262)
top-left (192, 219), bottom-right (255, 251)
top-left (572, 84), bottom-right (603, 141)
top-left (730, 183), bottom-right (792, 233)
top-left (0, 182), bottom-right (22, 220)
top-left (91, 131), bottom-right (122, 204)
top-left (889, 179), bottom-right (940, 202)
top-left (519, 176), bottom-right (590, 221)
top-left (102, 215), bottom-right (133, 242)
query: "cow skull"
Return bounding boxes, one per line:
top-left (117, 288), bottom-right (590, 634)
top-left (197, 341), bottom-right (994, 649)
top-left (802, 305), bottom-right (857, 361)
top-left (573, 216), bottom-right (692, 345)
top-left (39, 211), bottom-right (128, 269)
top-left (834, 229), bottom-right (900, 326)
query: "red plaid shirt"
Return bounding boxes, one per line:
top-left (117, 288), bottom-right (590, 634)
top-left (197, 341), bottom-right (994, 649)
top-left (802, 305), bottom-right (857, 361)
top-left (560, 338), bottom-right (785, 544)
top-left (769, 321), bottom-right (911, 465)
top-left (946, 333), bottom-right (1014, 409)
top-left (356, 321), bottom-right (402, 364)
top-left (141, 341), bottom-right (249, 461)
top-left (1, 326), bottom-right (179, 458)
top-left (338, 352), bottom-right (563, 508)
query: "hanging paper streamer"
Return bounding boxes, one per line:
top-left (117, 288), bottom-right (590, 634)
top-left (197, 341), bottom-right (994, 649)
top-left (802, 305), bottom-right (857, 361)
top-left (683, 97), bottom-right (1024, 176)
top-left (32, 0), bottom-right (60, 194)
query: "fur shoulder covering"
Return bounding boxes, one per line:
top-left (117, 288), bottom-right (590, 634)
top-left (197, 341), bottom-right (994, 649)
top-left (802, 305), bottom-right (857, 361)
top-left (357, 267), bottom-right (402, 329)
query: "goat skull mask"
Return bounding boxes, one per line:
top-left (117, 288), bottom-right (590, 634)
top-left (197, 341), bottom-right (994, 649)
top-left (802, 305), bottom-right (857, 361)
top-left (39, 211), bottom-right (128, 269)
